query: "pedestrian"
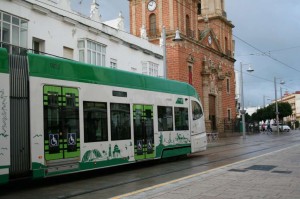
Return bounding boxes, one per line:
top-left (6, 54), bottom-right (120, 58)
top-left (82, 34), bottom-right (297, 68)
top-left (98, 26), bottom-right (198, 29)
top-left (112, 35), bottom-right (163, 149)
top-left (267, 121), bottom-right (272, 134)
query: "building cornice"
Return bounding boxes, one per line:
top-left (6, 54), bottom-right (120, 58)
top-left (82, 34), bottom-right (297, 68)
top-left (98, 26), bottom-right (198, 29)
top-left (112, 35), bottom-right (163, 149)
top-left (198, 15), bottom-right (235, 28)
top-left (10, 0), bottom-right (163, 60)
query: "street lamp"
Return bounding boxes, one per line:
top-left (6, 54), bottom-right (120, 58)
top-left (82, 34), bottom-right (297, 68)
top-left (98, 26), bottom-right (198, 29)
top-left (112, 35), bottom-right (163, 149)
top-left (263, 95), bottom-right (271, 108)
top-left (279, 80), bottom-right (285, 101)
top-left (240, 62), bottom-right (254, 139)
top-left (274, 77), bottom-right (285, 135)
top-left (162, 27), bottom-right (182, 79)
top-left (162, 27), bottom-right (167, 79)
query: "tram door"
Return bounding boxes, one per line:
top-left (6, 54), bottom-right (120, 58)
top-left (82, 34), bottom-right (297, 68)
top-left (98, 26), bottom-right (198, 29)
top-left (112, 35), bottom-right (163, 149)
top-left (133, 105), bottom-right (155, 160)
top-left (43, 86), bottom-right (80, 164)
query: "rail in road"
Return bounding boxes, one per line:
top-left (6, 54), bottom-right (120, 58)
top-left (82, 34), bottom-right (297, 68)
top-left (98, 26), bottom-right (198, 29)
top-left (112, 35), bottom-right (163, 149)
top-left (1, 131), bottom-right (300, 199)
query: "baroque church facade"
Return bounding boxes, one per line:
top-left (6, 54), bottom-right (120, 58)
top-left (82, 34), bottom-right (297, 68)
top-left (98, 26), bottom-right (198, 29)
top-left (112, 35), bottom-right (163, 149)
top-left (129, 0), bottom-right (236, 135)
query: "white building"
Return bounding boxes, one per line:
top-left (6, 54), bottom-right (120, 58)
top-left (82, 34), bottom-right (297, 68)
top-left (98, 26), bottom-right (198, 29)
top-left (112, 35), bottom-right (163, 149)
top-left (279, 91), bottom-right (300, 124)
top-left (1, 0), bottom-right (164, 77)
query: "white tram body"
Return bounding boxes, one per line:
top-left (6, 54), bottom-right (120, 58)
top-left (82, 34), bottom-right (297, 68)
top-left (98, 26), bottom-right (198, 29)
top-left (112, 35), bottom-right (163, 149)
top-left (0, 49), bottom-right (10, 183)
top-left (0, 49), bottom-right (207, 184)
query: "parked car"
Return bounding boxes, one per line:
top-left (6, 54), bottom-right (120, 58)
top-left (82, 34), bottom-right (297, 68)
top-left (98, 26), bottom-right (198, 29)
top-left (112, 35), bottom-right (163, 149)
top-left (271, 124), bottom-right (291, 132)
top-left (281, 124), bottom-right (291, 132)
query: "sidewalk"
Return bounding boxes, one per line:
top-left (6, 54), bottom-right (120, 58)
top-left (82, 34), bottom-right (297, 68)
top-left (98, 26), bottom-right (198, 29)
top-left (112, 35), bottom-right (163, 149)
top-left (114, 134), bottom-right (300, 199)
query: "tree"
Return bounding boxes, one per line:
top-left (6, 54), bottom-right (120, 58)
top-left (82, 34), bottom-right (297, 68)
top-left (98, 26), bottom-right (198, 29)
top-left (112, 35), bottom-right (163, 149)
top-left (245, 113), bottom-right (251, 122)
top-left (251, 112), bottom-right (259, 121)
top-left (278, 102), bottom-right (292, 120)
top-left (250, 102), bottom-right (292, 122)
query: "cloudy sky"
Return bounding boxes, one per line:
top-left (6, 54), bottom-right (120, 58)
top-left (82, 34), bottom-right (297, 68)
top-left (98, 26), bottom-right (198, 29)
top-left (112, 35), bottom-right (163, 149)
top-left (71, 0), bottom-right (300, 108)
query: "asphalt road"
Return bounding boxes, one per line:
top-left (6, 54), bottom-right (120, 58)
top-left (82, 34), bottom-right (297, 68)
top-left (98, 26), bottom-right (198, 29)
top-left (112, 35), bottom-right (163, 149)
top-left (1, 131), bottom-right (299, 199)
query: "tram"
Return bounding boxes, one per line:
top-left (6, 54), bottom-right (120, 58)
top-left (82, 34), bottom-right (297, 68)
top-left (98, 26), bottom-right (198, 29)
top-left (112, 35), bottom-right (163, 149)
top-left (0, 48), bottom-right (207, 184)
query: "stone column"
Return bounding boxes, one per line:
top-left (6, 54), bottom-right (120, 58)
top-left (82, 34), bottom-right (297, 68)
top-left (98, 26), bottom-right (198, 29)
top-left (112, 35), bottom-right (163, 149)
top-left (217, 72), bottom-right (225, 135)
top-left (201, 57), bottom-right (211, 132)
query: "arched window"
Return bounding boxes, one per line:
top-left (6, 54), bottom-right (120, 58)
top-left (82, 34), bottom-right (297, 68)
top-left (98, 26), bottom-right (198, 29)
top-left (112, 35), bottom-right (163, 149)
top-left (225, 37), bottom-right (229, 55)
top-left (149, 14), bottom-right (156, 37)
top-left (226, 77), bottom-right (230, 93)
top-left (186, 15), bottom-right (191, 37)
top-left (188, 65), bottom-right (193, 85)
top-left (197, 1), bottom-right (201, 15)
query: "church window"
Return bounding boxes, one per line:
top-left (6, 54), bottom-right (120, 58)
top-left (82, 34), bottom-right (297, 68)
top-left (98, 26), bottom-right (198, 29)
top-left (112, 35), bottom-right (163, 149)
top-left (225, 37), bottom-right (228, 50)
top-left (188, 65), bottom-right (193, 85)
top-left (226, 78), bottom-right (230, 93)
top-left (197, 2), bottom-right (202, 15)
top-left (225, 37), bottom-right (231, 56)
top-left (186, 15), bottom-right (191, 37)
top-left (149, 14), bottom-right (156, 37)
top-left (227, 109), bottom-right (231, 121)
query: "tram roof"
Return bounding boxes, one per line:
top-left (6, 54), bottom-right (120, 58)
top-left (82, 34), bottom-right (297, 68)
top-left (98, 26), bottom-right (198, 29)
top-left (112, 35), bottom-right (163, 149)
top-left (26, 52), bottom-right (199, 99)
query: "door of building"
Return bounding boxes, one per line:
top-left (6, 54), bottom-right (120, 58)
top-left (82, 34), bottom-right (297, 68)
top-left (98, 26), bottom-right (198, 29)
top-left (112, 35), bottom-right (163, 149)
top-left (209, 95), bottom-right (217, 131)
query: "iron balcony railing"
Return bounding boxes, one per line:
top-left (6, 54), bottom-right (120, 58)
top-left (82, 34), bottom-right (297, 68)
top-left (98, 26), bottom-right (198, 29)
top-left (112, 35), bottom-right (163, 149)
top-left (0, 42), bottom-right (27, 55)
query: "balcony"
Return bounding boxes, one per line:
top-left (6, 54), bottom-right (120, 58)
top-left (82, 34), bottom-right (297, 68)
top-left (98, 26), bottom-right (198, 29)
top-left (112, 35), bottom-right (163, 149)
top-left (0, 42), bottom-right (27, 55)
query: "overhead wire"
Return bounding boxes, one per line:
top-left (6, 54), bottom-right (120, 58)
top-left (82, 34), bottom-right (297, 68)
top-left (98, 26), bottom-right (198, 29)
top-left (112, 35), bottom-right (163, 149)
top-left (167, 0), bottom-right (300, 96)
top-left (40, 0), bottom-right (299, 89)
top-left (236, 45), bottom-right (300, 57)
top-left (172, 0), bottom-right (300, 74)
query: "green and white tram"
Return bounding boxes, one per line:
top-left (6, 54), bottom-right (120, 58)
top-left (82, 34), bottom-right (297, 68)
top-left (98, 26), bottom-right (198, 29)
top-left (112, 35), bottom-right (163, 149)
top-left (0, 48), bottom-right (207, 184)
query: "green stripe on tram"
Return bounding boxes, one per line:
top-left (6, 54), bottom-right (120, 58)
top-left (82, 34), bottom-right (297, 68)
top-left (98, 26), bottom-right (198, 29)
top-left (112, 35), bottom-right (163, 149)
top-left (0, 174), bottom-right (9, 184)
top-left (28, 53), bottom-right (199, 99)
top-left (0, 166), bottom-right (9, 185)
top-left (0, 48), bottom-right (9, 74)
top-left (45, 138), bottom-right (80, 160)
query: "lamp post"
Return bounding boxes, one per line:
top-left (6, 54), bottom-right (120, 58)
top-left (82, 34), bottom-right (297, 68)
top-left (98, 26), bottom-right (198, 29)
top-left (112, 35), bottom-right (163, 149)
top-left (162, 27), bottom-right (167, 79)
top-left (162, 27), bottom-right (182, 79)
top-left (274, 77), bottom-right (285, 135)
top-left (240, 62), bottom-right (254, 139)
top-left (263, 95), bottom-right (271, 108)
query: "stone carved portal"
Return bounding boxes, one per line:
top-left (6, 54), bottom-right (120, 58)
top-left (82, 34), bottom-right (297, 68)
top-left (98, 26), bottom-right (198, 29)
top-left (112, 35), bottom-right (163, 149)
top-left (202, 58), bottom-right (224, 133)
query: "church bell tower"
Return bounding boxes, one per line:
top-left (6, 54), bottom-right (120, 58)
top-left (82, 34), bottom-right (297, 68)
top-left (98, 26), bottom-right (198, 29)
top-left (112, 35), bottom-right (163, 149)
top-left (129, 0), bottom-right (236, 135)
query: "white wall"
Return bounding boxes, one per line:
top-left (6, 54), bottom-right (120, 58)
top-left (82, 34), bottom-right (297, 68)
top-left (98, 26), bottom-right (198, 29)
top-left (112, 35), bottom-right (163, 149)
top-left (295, 94), bottom-right (300, 118)
top-left (1, 0), bottom-right (164, 76)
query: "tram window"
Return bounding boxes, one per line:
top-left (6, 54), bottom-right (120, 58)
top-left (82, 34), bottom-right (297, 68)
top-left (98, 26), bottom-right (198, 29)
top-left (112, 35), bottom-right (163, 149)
top-left (157, 106), bottom-right (173, 131)
top-left (110, 103), bottom-right (131, 140)
top-left (45, 93), bottom-right (60, 135)
top-left (175, 107), bottom-right (189, 130)
top-left (66, 93), bottom-right (76, 107)
top-left (48, 92), bottom-right (58, 106)
top-left (84, 101), bottom-right (108, 142)
top-left (192, 101), bottom-right (203, 120)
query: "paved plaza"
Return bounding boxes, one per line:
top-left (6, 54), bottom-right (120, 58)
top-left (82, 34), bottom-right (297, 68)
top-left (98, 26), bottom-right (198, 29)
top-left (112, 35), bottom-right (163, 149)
top-left (114, 133), bottom-right (300, 199)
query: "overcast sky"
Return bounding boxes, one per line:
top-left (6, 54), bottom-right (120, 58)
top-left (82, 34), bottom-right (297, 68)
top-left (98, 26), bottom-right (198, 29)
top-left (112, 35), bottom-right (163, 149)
top-left (71, 0), bottom-right (300, 108)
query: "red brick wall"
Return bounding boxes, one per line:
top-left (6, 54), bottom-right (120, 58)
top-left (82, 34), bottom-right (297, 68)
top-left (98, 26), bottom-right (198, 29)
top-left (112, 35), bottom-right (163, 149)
top-left (130, 0), bottom-right (236, 124)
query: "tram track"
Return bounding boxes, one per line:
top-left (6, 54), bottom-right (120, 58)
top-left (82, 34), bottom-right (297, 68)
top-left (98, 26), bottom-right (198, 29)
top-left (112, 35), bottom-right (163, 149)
top-left (57, 133), bottom-right (300, 199)
top-left (1, 133), bottom-right (299, 199)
